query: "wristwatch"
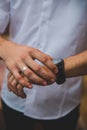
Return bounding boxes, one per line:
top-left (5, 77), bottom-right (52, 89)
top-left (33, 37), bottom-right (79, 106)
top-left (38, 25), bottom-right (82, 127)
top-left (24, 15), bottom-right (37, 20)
top-left (53, 58), bottom-right (66, 84)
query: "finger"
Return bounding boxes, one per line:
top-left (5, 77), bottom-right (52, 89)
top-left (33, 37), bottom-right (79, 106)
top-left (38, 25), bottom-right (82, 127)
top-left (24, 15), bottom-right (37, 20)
top-left (8, 84), bottom-right (19, 97)
top-left (7, 63), bottom-right (32, 88)
top-left (16, 84), bottom-right (26, 98)
top-left (15, 60), bottom-right (48, 85)
top-left (11, 78), bottom-right (18, 90)
top-left (7, 74), bottom-right (14, 91)
top-left (7, 75), bottom-right (26, 98)
top-left (7, 73), bottom-right (31, 98)
top-left (7, 82), bottom-right (18, 96)
top-left (22, 68), bottom-right (48, 85)
top-left (24, 57), bottom-right (56, 82)
top-left (23, 65), bottom-right (56, 85)
top-left (7, 72), bottom-right (12, 79)
top-left (7, 74), bottom-right (18, 92)
top-left (29, 49), bottom-right (58, 73)
top-left (16, 61), bottom-right (28, 73)
top-left (43, 59), bottom-right (58, 73)
top-left (12, 67), bottom-right (32, 88)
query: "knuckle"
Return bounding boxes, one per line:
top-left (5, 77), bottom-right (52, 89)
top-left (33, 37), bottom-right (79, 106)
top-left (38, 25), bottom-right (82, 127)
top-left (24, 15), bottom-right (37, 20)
top-left (16, 75), bottom-right (22, 81)
top-left (11, 82), bottom-right (14, 86)
top-left (20, 54), bottom-right (27, 60)
top-left (20, 79), bottom-right (27, 86)
top-left (34, 65), bottom-right (42, 72)
top-left (25, 70), bottom-right (32, 76)
top-left (17, 85), bottom-right (21, 90)
top-left (28, 47), bottom-right (33, 54)
top-left (42, 56), bottom-right (49, 63)
top-left (6, 61), bottom-right (14, 68)
top-left (39, 79), bottom-right (45, 84)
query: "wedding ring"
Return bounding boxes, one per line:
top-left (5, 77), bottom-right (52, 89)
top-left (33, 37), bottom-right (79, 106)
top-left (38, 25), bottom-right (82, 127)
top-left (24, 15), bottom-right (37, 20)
top-left (21, 66), bottom-right (28, 73)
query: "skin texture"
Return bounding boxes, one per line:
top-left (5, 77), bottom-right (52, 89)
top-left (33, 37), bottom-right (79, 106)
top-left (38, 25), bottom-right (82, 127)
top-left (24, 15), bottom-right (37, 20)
top-left (0, 36), bottom-right (58, 97)
top-left (8, 51), bottom-right (87, 98)
top-left (64, 51), bottom-right (87, 78)
top-left (0, 36), bottom-right (87, 98)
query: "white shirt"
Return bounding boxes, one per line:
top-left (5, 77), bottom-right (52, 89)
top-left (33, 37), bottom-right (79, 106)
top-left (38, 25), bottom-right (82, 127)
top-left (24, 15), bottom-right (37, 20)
top-left (0, 0), bottom-right (87, 119)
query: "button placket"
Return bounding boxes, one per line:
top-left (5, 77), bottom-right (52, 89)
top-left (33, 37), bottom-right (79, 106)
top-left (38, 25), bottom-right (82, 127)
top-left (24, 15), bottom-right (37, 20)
top-left (37, 0), bottom-right (52, 49)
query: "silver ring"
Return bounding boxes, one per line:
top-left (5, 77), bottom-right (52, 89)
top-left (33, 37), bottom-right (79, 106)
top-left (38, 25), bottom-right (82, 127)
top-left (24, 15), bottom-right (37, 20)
top-left (21, 66), bottom-right (28, 73)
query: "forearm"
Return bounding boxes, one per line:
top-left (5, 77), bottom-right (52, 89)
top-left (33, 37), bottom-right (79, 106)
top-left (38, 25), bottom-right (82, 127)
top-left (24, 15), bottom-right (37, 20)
top-left (0, 35), bottom-right (18, 63)
top-left (0, 36), bottom-right (5, 60)
top-left (64, 51), bottom-right (87, 78)
top-left (0, 35), bottom-right (10, 61)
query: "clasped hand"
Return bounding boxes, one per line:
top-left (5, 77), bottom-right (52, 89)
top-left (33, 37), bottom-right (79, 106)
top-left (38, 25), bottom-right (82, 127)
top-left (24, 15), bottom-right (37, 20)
top-left (3, 41), bottom-right (58, 98)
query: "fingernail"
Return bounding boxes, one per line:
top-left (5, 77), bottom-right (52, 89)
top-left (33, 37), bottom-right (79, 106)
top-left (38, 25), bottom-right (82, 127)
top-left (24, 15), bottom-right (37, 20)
top-left (22, 94), bottom-right (26, 98)
top-left (43, 81), bottom-right (47, 86)
top-left (28, 84), bottom-right (33, 88)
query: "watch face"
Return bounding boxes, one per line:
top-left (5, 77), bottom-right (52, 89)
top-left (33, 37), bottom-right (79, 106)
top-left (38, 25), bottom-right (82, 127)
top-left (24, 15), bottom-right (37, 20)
top-left (53, 58), bottom-right (62, 64)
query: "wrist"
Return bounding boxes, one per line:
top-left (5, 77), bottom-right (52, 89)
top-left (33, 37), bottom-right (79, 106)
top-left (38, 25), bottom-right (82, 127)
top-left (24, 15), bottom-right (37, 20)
top-left (53, 58), bottom-right (66, 84)
top-left (0, 37), bottom-right (11, 61)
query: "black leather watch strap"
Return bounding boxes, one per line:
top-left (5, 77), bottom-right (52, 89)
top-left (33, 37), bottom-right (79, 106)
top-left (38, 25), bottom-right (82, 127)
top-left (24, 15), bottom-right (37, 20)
top-left (53, 58), bottom-right (66, 84)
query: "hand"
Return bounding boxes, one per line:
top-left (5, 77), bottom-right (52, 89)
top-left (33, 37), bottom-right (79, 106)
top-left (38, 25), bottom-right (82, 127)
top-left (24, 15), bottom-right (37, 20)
top-left (7, 66), bottom-right (56, 98)
top-left (7, 72), bottom-right (28, 98)
top-left (1, 40), bottom-right (58, 88)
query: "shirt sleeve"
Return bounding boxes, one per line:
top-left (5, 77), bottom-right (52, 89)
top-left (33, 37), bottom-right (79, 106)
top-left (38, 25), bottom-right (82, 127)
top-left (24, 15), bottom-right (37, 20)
top-left (0, 0), bottom-right (10, 34)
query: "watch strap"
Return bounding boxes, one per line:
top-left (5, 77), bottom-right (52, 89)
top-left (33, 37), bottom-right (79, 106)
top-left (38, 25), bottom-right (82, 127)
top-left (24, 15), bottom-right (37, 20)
top-left (55, 58), bottom-right (66, 84)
